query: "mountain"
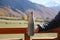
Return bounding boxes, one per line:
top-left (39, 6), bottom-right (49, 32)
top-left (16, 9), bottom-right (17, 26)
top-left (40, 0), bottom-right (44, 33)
top-left (0, 0), bottom-right (59, 19)
top-left (52, 6), bottom-right (60, 11)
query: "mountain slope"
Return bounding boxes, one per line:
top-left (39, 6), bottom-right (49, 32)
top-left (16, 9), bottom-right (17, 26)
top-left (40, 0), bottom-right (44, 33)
top-left (0, 0), bottom-right (59, 19)
top-left (52, 6), bottom-right (60, 11)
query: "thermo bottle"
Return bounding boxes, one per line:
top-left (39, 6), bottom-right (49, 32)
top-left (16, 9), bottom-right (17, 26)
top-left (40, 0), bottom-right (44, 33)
top-left (28, 12), bottom-right (34, 36)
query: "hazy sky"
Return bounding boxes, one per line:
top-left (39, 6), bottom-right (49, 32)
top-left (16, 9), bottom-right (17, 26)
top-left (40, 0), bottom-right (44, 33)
top-left (29, 0), bottom-right (60, 7)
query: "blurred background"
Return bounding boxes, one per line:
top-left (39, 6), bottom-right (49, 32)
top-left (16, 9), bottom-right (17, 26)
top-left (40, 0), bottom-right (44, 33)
top-left (0, 0), bottom-right (60, 27)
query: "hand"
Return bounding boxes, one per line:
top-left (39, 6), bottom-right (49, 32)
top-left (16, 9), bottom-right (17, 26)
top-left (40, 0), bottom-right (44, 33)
top-left (34, 25), bottom-right (39, 33)
top-left (26, 25), bottom-right (39, 34)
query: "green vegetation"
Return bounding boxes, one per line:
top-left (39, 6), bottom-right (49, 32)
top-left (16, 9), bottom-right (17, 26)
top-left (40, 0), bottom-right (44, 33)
top-left (0, 16), bottom-right (52, 28)
top-left (0, 23), bottom-right (27, 27)
top-left (0, 20), bottom-right (44, 28)
top-left (21, 13), bottom-right (27, 20)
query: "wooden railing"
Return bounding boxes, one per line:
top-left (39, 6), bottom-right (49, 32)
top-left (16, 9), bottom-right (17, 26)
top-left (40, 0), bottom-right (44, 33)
top-left (0, 27), bottom-right (60, 40)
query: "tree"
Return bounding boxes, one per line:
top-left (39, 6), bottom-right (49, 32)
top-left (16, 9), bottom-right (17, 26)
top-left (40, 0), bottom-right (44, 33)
top-left (22, 13), bottom-right (27, 20)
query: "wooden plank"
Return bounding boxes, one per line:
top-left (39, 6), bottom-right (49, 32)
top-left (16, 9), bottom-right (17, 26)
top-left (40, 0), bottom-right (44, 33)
top-left (0, 28), bottom-right (27, 34)
top-left (0, 27), bottom-right (60, 40)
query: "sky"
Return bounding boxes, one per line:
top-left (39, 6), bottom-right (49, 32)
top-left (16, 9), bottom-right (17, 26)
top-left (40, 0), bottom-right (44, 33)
top-left (29, 0), bottom-right (60, 7)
